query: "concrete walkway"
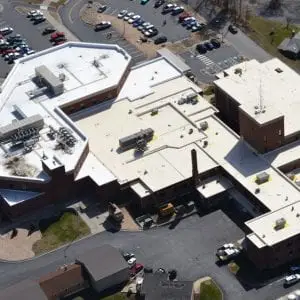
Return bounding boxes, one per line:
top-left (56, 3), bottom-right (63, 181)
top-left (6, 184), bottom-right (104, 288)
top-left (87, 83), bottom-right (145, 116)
top-left (40, 0), bottom-right (79, 41)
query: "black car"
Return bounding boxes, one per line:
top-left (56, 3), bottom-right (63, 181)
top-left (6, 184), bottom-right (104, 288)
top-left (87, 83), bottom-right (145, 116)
top-left (210, 38), bottom-right (221, 48)
top-left (204, 41), bottom-right (214, 51)
top-left (154, 35), bottom-right (167, 44)
top-left (196, 43), bottom-right (207, 54)
top-left (154, 0), bottom-right (165, 8)
top-left (145, 28), bottom-right (159, 37)
top-left (228, 24), bottom-right (238, 34)
top-left (94, 21), bottom-right (111, 31)
top-left (171, 6), bottom-right (184, 16)
top-left (42, 27), bottom-right (56, 35)
top-left (33, 16), bottom-right (46, 24)
top-left (97, 5), bottom-right (107, 13)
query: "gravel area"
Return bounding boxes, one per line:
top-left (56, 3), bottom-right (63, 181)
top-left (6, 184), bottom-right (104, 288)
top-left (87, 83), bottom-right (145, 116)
top-left (0, 228), bottom-right (41, 261)
top-left (80, 7), bottom-right (162, 59)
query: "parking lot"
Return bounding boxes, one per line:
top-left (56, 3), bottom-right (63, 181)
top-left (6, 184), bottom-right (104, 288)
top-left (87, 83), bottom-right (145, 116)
top-left (96, 0), bottom-right (192, 42)
top-left (181, 43), bottom-right (242, 83)
top-left (0, 4), bottom-right (58, 78)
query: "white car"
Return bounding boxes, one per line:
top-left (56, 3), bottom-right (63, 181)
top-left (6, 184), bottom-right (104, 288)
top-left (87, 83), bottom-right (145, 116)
top-left (0, 27), bottom-right (13, 35)
top-left (30, 11), bottom-right (44, 19)
top-left (138, 22), bottom-right (151, 31)
top-left (124, 12), bottom-right (135, 21)
top-left (127, 257), bottom-right (136, 267)
top-left (118, 10), bottom-right (128, 19)
top-left (128, 15), bottom-right (141, 24)
top-left (285, 274), bottom-right (300, 285)
top-left (27, 10), bottom-right (41, 17)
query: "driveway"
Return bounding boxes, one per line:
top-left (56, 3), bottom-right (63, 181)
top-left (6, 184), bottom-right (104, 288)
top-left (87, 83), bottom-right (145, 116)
top-left (181, 43), bottom-right (242, 83)
top-left (0, 210), bottom-right (297, 300)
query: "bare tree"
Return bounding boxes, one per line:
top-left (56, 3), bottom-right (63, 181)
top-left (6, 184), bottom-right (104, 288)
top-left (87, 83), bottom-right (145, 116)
top-left (286, 16), bottom-right (292, 29)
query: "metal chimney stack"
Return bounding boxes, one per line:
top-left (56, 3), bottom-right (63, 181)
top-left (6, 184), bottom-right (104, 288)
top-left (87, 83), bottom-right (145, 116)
top-left (191, 149), bottom-right (199, 186)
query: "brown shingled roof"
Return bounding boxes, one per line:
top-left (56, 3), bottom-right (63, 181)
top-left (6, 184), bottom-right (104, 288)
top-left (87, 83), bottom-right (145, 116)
top-left (39, 263), bottom-right (87, 299)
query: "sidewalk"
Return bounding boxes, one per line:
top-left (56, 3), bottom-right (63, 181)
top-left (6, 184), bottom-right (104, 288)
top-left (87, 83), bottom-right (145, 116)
top-left (40, 0), bottom-right (79, 41)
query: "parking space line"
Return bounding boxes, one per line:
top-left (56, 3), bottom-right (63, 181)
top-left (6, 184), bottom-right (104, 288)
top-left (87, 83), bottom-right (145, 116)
top-left (105, 7), bottom-right (113, 14)
top-left (110, 8), bottom-right (118, 16)
top-left (0, 21), bottom-right (6, 26)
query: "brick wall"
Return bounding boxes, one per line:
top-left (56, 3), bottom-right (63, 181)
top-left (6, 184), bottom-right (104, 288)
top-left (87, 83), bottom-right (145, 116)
top-left (239, 110), bottom-right (284, 153)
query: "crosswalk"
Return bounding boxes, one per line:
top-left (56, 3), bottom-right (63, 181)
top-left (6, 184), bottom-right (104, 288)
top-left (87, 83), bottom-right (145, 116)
top-left (196, 54), bottom-right (214, 66)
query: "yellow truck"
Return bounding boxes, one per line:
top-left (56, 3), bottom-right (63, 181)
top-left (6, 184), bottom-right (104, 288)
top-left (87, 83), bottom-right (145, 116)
top-left (158, 203), bottom-right (175, 217)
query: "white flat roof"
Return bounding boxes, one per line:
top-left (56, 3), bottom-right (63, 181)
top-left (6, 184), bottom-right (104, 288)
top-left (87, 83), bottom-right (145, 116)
top-left (197, 175), bottom-right (233, 199)
top-left (246, 201), bottom-right (300, 247)
top-left (0, 42), bottom-right (129, 184)
top-left (214, 58), bottom-right (300, 136)
top-left (76, 60), bottom-right (218, 195)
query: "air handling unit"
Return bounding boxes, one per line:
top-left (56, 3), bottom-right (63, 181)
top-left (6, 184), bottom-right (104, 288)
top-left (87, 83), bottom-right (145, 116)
top-left (119, 128), bottom-right (154, 150)
top-left (35, 65), bottom-right (64, 96)
top-left (0, 114), bottom-right (44, 142)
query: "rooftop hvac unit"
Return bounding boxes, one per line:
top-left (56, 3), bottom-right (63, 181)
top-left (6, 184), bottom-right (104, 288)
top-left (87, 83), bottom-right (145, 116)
top-left (256, 172), bottom-right (270, 185)
top-left (200, 121), bottom-right (208, 131)
top-left (274, 217), bottom-right (286, 231)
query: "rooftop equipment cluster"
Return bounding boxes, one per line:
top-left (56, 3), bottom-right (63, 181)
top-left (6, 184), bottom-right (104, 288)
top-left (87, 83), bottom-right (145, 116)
top-left (119, 128), bottom-right (154, 151)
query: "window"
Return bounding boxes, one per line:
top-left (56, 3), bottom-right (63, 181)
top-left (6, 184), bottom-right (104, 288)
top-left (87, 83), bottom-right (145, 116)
top-left (264, 136), bottom-right (267, 142)
top-left (278, 129), bottom-right (282, 136)
top-left (275, 68), bottom-right (283, 73)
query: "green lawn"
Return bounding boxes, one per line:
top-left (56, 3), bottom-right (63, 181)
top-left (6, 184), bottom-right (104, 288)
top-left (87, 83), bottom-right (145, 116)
top-left (199, 279), bottom-right (222, 300)
top-left (247, 16), bottom-right (300, 71)
top-left (101, 293), bottom-right (128, 300)
top-left (33, 212), bottom-right (90, 255)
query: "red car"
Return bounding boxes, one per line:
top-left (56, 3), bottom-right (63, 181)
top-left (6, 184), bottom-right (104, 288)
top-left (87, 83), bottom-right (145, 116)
top-left (1, 49), bottom-right (16, 56)
top-left (50, 31), bottom-right (65, 41)
top-left (130, 263), bottom-right (144, 276)
top-left (178, 12), bottom-right (191, 23)
top-left (53, 40), bottom-right (66, 46)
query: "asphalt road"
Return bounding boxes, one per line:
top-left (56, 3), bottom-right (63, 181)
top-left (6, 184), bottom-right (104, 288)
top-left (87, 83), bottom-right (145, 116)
top-left (223, 26), bottom-right (272, 63)
top-left (181, 44), bottom-right (241, 83)
top-left (0, 210), bottom-right (296, 300)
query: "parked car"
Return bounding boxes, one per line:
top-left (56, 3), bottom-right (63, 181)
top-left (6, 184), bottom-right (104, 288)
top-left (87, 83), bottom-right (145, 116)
top-left (204, 41), bottom-right (214, 51)
top-left (50, 31), bottom-right (65, 41)
top-left (33, 16), bottom-right (46, 24)
top-left (138, 22), bottom-right (151, 31)
top-left (145, 28), bottom-right (159, 37)
top-left (284, 274), bottom-right (300, 286)
top-left (141, 0), bottom-right (150, 4)
top-left (122, 252), bottom-right (135, 261)
top-left (53, 40), bottom-right (66, 46)
top-left (162, 3), bottom-right (177, 14)
top-left (130, 263), bottom-right (144, 275)
top-left (27, 10), bottom-right (42, 18)
top-left (154, 35), bottom-right (167, 44)
top-left (30, 12), bottom-right (43, 20)
top-left (142, 24), bottom-right (155, 33)
top-left (191, 22), bottom-right (205, 32)
top-left (186, 20), bottom-right (197, 29)
top-left (52, 36), bottom-right (66, 43)
top-left (0, 27), bottom-right (13, 35)
top-left (1, 48), bottom-right (16, 56)
top-left (127, 257), bottom-right (137, 267)
top-left (42, 27), bottom-right (56, 35)
top-left (124, 12), bottom-right (135, 21)
top-left (228, 24), bottom-right (238, 34)
top-left (97, 4), bottom-right (107, 13)
top-left (133, 19), bottom-right (144, 27)
top-left (178, 12), bottom-right (190, 23)
top-left (118, 10), bottom-right (128, 19)
top-left (154, 0), bottom-right (165, 8)
top-left (182, 17), bottom-right (195, 26)
top-left (196, 43), bottom-right (207, 54)
top-left (128, 15), bottom-right (141, 24)
top-left (171, 6), bottom-right (184, 16)
top-left (210, 38), bottom-right (221, 48)
top-left (94, 21), bottom-right (111, 31)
